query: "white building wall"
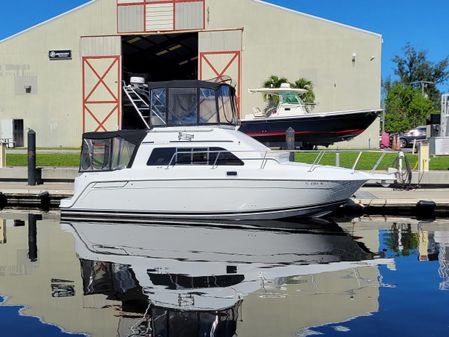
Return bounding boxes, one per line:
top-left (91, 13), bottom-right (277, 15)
top-left (206, 0), bottom-right (382, 148)
top-left (0, 0), bottom-right (117, 147)
top-left (0, 0), bottom-right (381, 148)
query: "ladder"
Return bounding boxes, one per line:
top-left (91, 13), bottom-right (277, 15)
top-left (122, 82), bottom-right (151, 129)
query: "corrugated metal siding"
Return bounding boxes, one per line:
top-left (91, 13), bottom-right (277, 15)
top-left (199, 30), bottom-right (242, 52)
top-left (118, 4), bottom-right (144, 33)
top-left (175, 2), bottom-right (203, 30)
top-left (80, 36), bottom-right (121, 57)
top-left (146, 3), bottom-right (174, 31)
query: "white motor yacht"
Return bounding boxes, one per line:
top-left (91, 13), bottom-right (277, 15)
top-left (60, 80), bottom-right (394, 221)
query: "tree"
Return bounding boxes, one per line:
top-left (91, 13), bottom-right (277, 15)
top-left (384, 83), bottom-right (436, 133)
top-left (263, 75), bottom-right (289, 89)
top-left (263, 75), bottom-right (289, 105)
top-left (392, 43), bottom-right (449, 107)
top-left (291, 78), bottom-right (315, 104)
top-left (263, 75), bottom-right (316, 106)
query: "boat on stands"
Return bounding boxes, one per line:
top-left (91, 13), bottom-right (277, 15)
top-left (60, 80), bottom-right (394, 221)
top-left (239, 84), bottom-right (382, 148)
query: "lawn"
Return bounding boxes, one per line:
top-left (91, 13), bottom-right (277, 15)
top-left (294, 152), bottom-right (449, 171)
top-left (6, 153), bottom-right (80, 167)
top-left (4, 151), bottom-right (449, 170)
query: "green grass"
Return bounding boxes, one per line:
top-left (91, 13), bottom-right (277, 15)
top-left (4, 152), bottom-right (449, 170)
top-left (13, 147), bottom-right (80, 151)
top-left (295, 152), bottom-right (449, 171)
top-left (427, 156), bottom-right (449, 170)
top-left (6, 153), bottom-right (80, 167)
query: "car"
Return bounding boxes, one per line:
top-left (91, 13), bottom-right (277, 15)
top-left (399, 126), bottom-right (427, 148)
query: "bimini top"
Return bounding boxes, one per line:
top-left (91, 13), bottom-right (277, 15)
top-left (144, 80), bottom-right (239, 128)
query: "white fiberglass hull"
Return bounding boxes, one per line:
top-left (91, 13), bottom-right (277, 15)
top-left (62, 126), bottom-right (393, 221)
top-left (60, 176), bottom-right (366, 221)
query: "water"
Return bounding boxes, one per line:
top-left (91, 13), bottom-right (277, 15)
top-left (0, 211), bottom-right (448, 337)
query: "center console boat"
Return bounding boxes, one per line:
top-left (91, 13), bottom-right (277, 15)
top-left (60, 80), bottom-right (394, 221)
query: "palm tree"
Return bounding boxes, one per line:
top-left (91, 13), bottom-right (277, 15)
top-left (291, 78), bottom-right (315, 105)
top-left (263, 75), bottom-right (289, 105)
top-left (263, 75), bottom-right (289, 88)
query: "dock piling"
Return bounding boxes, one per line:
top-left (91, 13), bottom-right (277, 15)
top-left (286, 127), bottom-right (295, 161)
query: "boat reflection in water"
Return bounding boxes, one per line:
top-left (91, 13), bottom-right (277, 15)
top-left (61, 218), bottom-right (393, 337)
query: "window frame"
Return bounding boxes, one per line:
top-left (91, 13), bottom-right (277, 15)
top-left (146, 147), bottom-right (244, 166)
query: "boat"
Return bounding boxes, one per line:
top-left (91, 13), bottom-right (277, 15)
top-left (61, 219), bottom-right (393, 336)
top-left (60, 80), bottom-right (394, 221)
top-left (239, 84), bottom-right (382, 148)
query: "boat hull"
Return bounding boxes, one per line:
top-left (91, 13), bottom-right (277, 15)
top-left (60, 178), bottom-right (365, 221)
top-left (239, 109), bottom-right (381, 147)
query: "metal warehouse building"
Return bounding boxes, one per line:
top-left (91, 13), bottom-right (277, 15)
top-left (0, 0), bottom-right (382, 148)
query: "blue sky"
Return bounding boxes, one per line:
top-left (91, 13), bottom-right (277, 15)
top-left (0, 0), bottom-right (447, 86)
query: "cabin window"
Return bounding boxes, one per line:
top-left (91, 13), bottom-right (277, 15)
top-left (150, 88), bottom-right (167, 126)
top-left (146, 147), bottom-right (176, 166)
top-left (199, 88), bottom-right (218, 124)
top-left (81, 139), bottom-right (111, 171)
top-left (80, 137), bottom-right (137, 172)
top-left (217, 85), bottom-right (236, 125)
top-left (208, 147), bottom-right (244, 166)
top-left (168, 88), bottom-right (198, 126)
top-left (111, 137), bottom-right (137, 170)
top-left (147, 147), bottom-right (244, 166)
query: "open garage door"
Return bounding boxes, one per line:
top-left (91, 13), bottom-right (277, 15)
top-left (199, 30), bottom-right (242, 113)
top-left (121, 32), bottom-right (198, 128)
top-left (81, 36), bottom-right (121, 132)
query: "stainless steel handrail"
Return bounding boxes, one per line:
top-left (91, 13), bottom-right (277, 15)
top-left (161, 148), bottom-right (404, 175)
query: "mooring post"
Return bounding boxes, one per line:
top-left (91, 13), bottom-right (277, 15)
top-left (28, 213), bottom-right (39, 262)
top-left (286, 127), bottom-right (295, 161)
top-left (27, 129), bottom-right (37, 186)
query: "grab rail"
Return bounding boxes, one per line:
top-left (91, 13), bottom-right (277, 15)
top-left (163, 148), bottom-right (404, 178)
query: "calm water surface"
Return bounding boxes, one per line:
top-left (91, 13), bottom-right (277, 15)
top-left (0, 211), bottom-right (448, 337)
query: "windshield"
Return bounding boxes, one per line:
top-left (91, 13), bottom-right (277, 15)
top-left (279, 92), bottom-right (303, 105)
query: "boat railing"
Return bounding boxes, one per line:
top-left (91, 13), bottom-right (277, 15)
top-left (294, 149), bottom-right (410, 184)
top-left (294, 149), bottom-right (403, 171)
top-left (164, 148), bottom-right (406, 182)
